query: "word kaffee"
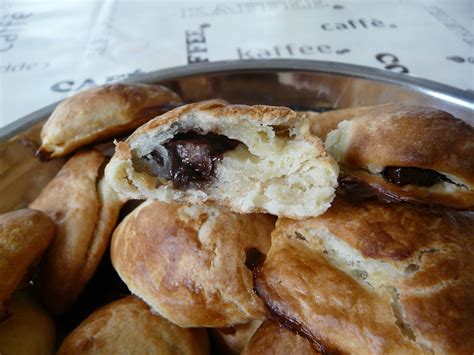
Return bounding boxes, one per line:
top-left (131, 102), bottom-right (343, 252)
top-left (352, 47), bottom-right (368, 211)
top-left (237, 43), bottom-right (349, 59)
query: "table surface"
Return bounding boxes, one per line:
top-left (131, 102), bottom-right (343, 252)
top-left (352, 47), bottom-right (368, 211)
top-left (0, 0), bottom-right (473, 128)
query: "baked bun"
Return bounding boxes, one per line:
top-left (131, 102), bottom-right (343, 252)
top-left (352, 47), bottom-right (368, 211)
top-left (105, 100), bottom-right (339, 218)
top-left (255, 197), bottom-right (474, 354)
top-left (211, 320), bottom-right (262, 354)
top-left (39, 83), bottom-right (182, 158)
top-left (325, 104), bottom-right (474, 209)
top-left (0, 209), bottom-right (54, 319)
top-left (57, 295), bottom-right (209, 355)
top-left (111, 200), bottom-right (275, 327)
top-left (0, 290), bottom-right (55, 355)
top-left (30, 150), bottom-right (124, 314)
top-left (241, 320), bottom-right (321, 355)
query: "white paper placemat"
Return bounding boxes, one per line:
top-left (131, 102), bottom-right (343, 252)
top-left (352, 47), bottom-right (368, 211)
top-left (1, 0), bottom-right (473, 127)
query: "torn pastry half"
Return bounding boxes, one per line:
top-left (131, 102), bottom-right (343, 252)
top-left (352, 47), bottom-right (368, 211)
top-left (29, 149), bottom-right (124, 314)
top-left (39, 83), bottom-right (182, 158)
top-left (0, 209), bottom-right (55, 320)
top-left (105, 100), bottom-right (339, 218)
top-left (325, 103), bottom-right (474, 209)
top-left (111, 200), bottom-right (275, 328)
top-left (57, 296), bottom-right (209, 355)
top-left (254, 196), bottom-right (474, 354)
top-left (241, 320), bottom-right (321, 355)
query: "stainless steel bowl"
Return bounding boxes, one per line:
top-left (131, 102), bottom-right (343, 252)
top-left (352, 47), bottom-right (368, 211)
top-left (1, 59), bottom-right (473, 342)
top-left (1, 59), bottom-right (473, 142)
top-left (0, 59), bottom-right (473, 213)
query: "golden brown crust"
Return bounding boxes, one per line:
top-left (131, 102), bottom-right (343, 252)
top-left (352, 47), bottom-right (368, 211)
top-left (39, 83), bottom-right (182, 158)
top-left (297, 196), bottom-right (474, 264)
top-left (326, 104), bottom-right (474, 209)
top-left (255, 197), bottom-right (474, 354)
top-left (57, 296), bottom-right (209, 355)
top-left (0, 209), bottom-right (54, 319)
top-left (127, 99), bottom-right (301, 141)
top-left (128, 99), bottom-right (228, 137)
top-left (0, 290), bottom-right (55, 355)
top-left (76, 178), bottom-right (124, 291)
top-left (30, 150), bottom-right (123, 314)
top-left (342, 105), bottom-right (473, 179)
top-left (111, 201), bottom-right (275, 327)
top-left (255, 229), bottom-right (418, 354)
top-left (241, 320), bottom-right (321, 355)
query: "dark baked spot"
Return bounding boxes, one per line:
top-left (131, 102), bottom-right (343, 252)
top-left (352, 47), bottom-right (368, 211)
top-left (294, 232), bottom-right (307, 241)
top-left (52, 210), bottom-right (65, 222)
top-left (253, 273), bottom-right (336, 355)
top-left (403, 264), bottom-right (420, 275)
top-left (137, 131), bottom-right (240, 188)
top-left (244, 248), bottom-right (266, 271)
top-left (337, 177), bottom-right (384, 202)
top-left (78, 337), bottom-right (95, 351)
top-left (271, 125), bottom-right (292, 139)
top-left (217, 326), bottom-right (236, 335)
top-left (382, 166), bottom-right (452, 187)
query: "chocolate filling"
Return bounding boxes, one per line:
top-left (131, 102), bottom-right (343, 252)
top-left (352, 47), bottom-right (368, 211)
top-left (382, 166), bottom-right (452, 187)
top-left (139, 131), bottom-right (240, 188)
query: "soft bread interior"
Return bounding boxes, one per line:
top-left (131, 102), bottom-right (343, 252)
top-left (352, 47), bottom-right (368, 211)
top-left (107, 111), bottom-right (339, 218)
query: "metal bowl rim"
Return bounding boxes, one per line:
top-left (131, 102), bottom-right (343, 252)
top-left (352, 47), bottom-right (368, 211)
top-left (1, 59), bottom-right (472, 141)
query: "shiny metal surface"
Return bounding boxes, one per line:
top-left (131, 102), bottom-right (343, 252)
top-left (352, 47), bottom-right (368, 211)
top-left (1, 59), bottom-right (472, 142)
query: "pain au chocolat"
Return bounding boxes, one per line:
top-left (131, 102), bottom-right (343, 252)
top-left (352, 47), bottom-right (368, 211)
top-left (325, 104), bottom-right (474, 209)
top-left (254, 196), bottom-right (474, 354)
top-left (57, 296), bottom-right (209, 355)
top-left (0, 209), bottom-right (54, 320)
top-left (30, 150), bottom-right (124, 314)
top-left (111, 200), bottom-right (275, 328)
top-left (105, 100), bottom-right (339, 218)
top-left (39, 83), bottom-right (182, 158)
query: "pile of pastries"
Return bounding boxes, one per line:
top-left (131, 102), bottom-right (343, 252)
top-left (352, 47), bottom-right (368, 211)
top-left (0, 83), bottom-right (473, 354)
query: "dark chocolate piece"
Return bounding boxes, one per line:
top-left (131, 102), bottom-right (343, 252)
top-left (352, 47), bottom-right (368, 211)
top-left (382, 166), bottom-right (451, 187)
top-left (139, 131), bottom-right (240, 188)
